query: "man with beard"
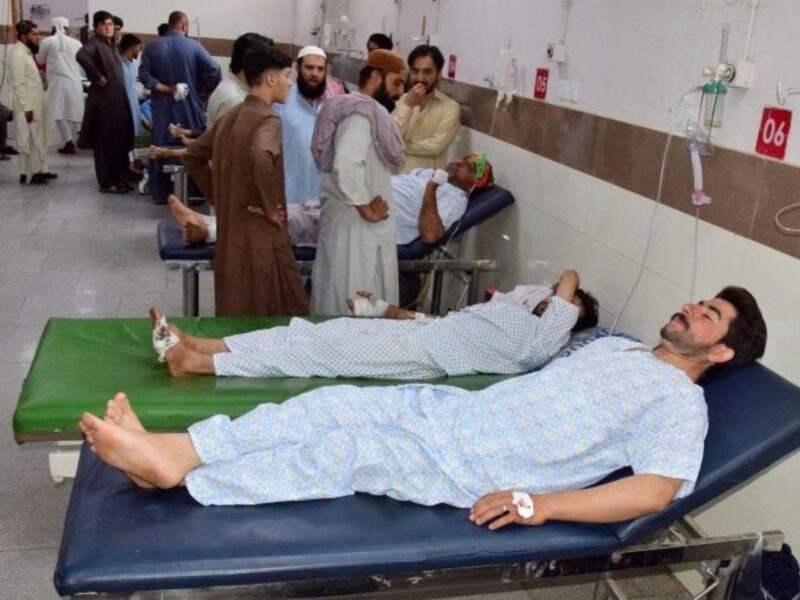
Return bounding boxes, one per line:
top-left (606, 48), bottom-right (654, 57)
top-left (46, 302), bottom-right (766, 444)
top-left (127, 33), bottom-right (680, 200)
top-left (394, 44), bottom-right (460, 173)
top-left (36, 16), bottom-right (84, 155)
top-left (8, 20), bottom-right (55, 184)
top-left (182, 45), bottom-right (308, 318)
top-left (309, 49), bottom-right (407, 315)
top-left (77, 11), bottom-right (133, 193)
top-left (274, 46), bottom-right (346, 205)
top-left (82, 287), bottom-right (765, 528)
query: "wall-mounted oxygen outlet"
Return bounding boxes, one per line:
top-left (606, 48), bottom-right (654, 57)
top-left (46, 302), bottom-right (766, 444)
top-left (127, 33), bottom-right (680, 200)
top-left (547, 43), bottom-right (566, 63)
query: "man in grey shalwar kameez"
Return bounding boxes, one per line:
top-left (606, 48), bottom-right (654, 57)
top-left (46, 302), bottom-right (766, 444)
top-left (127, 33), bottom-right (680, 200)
top-left (309, 50), bottom-right (407, 315)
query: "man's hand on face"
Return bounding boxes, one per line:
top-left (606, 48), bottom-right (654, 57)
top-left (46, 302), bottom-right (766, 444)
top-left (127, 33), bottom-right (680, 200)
top-left (24, 111), bottom-right (34, 123)
top-left (356, 195), bottom-right (390, 222)
top-left (404, 82), bottom-right (428, 108)
top-left (469, 490), bottom-right (546, 530)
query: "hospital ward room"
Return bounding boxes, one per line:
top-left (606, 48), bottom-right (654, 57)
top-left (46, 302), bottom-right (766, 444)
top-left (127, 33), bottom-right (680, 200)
top-left (2, 0), bottom-right (800, 598)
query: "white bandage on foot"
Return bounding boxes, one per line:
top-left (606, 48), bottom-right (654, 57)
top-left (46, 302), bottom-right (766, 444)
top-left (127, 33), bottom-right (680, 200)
top-left (512, 491), bottom-right (535, 519)
top-left (152, 315), bottom-right (180, 363)
top-left (349, 294), bottom-right (389, 318)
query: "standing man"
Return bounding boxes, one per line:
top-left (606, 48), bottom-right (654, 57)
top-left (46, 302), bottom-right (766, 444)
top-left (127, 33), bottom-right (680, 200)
top-left (139, 11), bottom-right (220, 204)
top-left (119, 34), bottom-right (144, 137)
top-left (393, 45), bottom-right (460, 173)
top-left (366, 33), bottom-right (393, 53)
top-left (76, 11), bottom-right (133, 193)
top-left (206, 32), bottom-right (272, 127)
top-left (310, 49), bottom-right (406, 315)
top-left (37, 16), bottom-right (84, 155)
top-left (182, 45), bottom-right (308, 317)
top-left (8, 20), bottom-right (54, 184)
top-left (273, 45), bottom-right (346, 205)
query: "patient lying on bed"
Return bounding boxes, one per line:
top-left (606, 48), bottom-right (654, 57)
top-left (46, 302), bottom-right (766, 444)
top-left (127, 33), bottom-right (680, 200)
top-left (80, 286), bottom-right (766, 528)
top-left (167, 153), bottom-right (493, 247)
top-left (152, 269), bottom-right (599, 378)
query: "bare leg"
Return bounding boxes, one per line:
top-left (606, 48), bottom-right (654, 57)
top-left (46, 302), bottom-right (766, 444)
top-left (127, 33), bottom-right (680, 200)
top-left (79, 412), bottom-right (202, 489)
top-left (168, 194), bottom-right (207, 228)
top-left (149, 306), bottom-right (228, 356)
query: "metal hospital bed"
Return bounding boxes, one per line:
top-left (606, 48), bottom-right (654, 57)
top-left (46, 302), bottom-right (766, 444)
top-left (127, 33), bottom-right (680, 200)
top-left (50, 357), bottom-right (800, 599)
top-left (157, 182), bottom-right (516, 316)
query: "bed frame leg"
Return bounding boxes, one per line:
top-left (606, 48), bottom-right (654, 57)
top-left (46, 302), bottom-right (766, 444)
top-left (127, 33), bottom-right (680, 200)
top-left (431, 271), bottom-right (444, 314)
top-left (182, 269), bottom-right (199, 316)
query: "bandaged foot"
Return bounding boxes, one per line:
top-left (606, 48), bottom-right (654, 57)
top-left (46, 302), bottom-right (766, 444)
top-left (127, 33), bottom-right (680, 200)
top-left (151, 311), bottom-right (180, 363)
top-left (347, 291), bottom-right (389, 317)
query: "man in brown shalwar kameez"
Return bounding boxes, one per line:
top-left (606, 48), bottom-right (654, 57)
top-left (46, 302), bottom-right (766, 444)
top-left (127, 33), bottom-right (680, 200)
top-left (76, 11), bottom-right (133, 193)
top-left (182, 44), bottom-right (309, 317)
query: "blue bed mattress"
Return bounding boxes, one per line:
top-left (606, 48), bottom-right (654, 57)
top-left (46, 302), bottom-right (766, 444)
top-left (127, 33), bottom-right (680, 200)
top-left (55, 362), bottom-right (800, 596)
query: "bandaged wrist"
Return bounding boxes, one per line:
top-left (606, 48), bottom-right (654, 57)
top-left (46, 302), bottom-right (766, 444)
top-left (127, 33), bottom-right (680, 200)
top-left (152, 315), bottom-right (180, 363)
top-left (350, 295), bottom-right (390, 318)
top-left (512, 491), bottom-right (535, 519)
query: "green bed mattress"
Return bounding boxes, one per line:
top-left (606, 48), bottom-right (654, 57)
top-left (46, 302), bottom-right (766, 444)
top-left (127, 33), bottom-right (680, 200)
top-left (14, 317), bottom-right (512, 442)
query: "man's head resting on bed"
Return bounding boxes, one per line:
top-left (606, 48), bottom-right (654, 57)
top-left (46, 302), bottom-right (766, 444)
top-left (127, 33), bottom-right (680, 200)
top-left (444, 154), bottom-right (494, 192)
top-left (531, 288), bottom-right (599, 333)
top-left (659, 286), bottom-right (767, 378)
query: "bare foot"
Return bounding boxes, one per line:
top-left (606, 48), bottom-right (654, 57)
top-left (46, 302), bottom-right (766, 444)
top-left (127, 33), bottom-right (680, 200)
top-left (164, 338), bottom-right (215, 377)
top-left (168, 195), bottom-right (206, 229)
top-left (79, 413), bottom-right (201, 489)
top-left (104, 392), bottom-right (144, 431)
top-left (182, 221), bottom-right (209, 245)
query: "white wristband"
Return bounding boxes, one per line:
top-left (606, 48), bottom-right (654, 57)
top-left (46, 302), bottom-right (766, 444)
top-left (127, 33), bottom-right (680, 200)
top-left (350, 295), bottom-right (389, 318)
top-left (512, 491), bottom-right (535, 519)
top-left (152, 315), bottom-right (180, 363)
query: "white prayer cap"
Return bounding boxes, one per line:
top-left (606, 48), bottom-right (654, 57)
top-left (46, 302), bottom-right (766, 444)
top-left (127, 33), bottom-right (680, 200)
top-left (298, 45), bottom-right (327, 60)
top-left (52, 16), bottom-right (69, 30)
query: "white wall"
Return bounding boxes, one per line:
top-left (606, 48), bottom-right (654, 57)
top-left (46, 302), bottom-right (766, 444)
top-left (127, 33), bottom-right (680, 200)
top-left (389, 0), bottom-right (800, 165)
top-left (87, 0), bottom-right (296, 43)
top-left (22, 0), bottom-right (87, 31)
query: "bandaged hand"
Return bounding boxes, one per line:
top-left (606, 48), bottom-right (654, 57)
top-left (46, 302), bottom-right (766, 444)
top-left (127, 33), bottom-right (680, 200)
top-left (469, 490), bottom-right (544, 530)
top-left (152, 315), bottom-right (180, 363)
top-left (347, 291), bottom-right (389, 318)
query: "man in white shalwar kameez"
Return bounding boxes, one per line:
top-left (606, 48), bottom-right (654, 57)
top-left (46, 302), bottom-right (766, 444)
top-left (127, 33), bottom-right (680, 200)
top-left (37, 17), bottom-right (84, 154)
top-left (310, 49), bottom-right (407, 315)
top-left (8, 21), bottom-right (53, 184)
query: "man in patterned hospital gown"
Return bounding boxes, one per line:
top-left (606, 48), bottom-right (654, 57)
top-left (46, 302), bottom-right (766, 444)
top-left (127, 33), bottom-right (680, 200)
top-left (154, 270), bottom-right (598, 378)
top-left (81, 286), bottom-right (765, 528)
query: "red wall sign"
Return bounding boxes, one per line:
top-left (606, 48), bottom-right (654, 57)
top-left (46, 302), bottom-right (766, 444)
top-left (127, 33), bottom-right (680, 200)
top-left (533, 68), bottom-right (549, 100)
top-left (447, 54), bottom-right (457, 79)
top-left (755, 107), bottom-right (792, 160)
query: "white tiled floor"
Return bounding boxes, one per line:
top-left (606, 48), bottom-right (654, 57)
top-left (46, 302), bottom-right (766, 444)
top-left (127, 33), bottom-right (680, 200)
top-left (0, 151), bottom-right (688, 599)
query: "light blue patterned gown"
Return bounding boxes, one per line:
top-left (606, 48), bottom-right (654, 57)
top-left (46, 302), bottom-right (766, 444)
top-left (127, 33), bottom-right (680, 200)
top-left (213, 297), bottom-right (579, 379)
top-left (185, 337), bottom-right (708, 507)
